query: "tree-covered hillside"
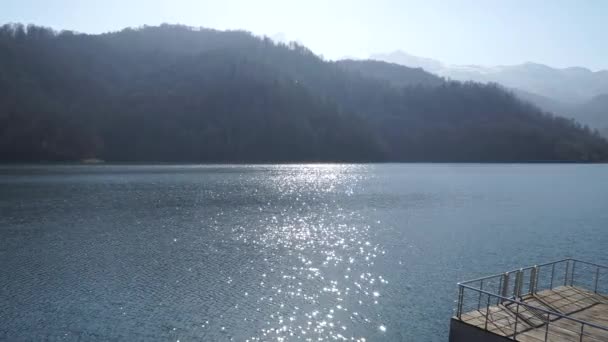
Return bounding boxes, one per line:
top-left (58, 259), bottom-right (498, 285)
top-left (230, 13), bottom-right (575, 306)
top-left (336, 59), bottom-right (444, 88)
top-left (1, 23), bottom-right (607, 162)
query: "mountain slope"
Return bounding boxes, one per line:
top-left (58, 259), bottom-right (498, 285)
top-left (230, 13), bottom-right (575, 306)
top-left (0, 25), bottom-right (384, 162)
top-left (372, 50), bottom-right (608, 138)
top-left (372, 50), bottom-right (608, 103)
top-left (336, 59), bottom-right (444, 88)
top-left (577, 94), bottom-right (608, 134)
top-left (1, 24), bottom-right (608, 162)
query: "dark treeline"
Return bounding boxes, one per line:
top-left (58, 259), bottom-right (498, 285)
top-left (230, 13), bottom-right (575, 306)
top-left (1, 23), bottom-right (607, 162)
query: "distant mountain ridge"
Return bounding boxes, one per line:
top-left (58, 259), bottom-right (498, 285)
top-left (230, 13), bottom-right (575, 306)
top-left (371, 50), bottom-right (608, 137)
top-left (336, 59), bottom-right (444, 88)
top-left (371, 51), bottom-right (608, 103)
top-left (370, 51), bottom-right (443, 74)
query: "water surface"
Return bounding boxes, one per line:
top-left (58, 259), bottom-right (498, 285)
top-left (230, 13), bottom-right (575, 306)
top-left (1, 164), bottom-right (607, 341)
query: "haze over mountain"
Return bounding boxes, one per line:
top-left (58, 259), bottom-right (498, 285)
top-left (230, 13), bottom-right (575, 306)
top-left (1, 24), bottom-right (608, 162)
top-left (371, 50), bottom-right (608, 137)
top-left (371, 51), bottom-right (608, 103)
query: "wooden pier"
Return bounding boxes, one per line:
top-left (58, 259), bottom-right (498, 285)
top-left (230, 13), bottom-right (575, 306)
top-left (450, 259), bottom-right (608, 342)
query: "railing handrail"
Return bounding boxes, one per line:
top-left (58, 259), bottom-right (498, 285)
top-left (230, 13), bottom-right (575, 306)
top-left (459, 258), bottom-right (608, 286)
top-left (458, 283), bottom-right (608, 332)
top-left (569, 258), bottom-right (608, 270)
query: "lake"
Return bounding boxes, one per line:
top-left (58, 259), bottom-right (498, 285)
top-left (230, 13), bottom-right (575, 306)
top-left (1, 164), bottom-right (607, 341)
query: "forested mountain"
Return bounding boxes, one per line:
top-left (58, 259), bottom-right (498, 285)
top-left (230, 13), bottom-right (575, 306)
top-left (335, 60), bottom-right (444, 88)
top-left (578, 94), bottom-right (608, 136)
top-left (372, 50), bottom-right (608, 103)
top-left (508, 90), bottom-right (608, 139)
top-left (372, 50), bottom-right (608, 138)
top-left (1, 23), bottom-right (608, 162)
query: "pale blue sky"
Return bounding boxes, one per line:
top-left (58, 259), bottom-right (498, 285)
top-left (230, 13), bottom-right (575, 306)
top-left (2, 0), bottom-right (607, 70)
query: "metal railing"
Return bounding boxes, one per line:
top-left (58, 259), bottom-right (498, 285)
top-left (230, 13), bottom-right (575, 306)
top-left (455, 258), bottom-right (608, 341)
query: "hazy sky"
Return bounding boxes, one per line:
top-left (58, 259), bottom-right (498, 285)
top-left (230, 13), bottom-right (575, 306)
top-left (3, 0), bottom-right (607, 70)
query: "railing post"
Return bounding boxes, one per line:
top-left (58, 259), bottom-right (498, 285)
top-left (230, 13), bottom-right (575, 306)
top-left (478, 279), bottom-right (484, 310)
top-left (519, 269), bottom-right (524, 297)
top-left (531, 266), bottom-right (538, 294)
top-left (536, 265), bottom-right (541, 292)
top-left (564, 260), bottom-right (570, 287)
top-left (485, 294), bottom-right (491, 330)
top-left (514, 302), bottom-right (520, 339)
top-left (457, 285), bottom-right (464, 319)
top-left (514, 271), bottom-right (519, 298)
top-left (545, 312), bottom-right (550, 341)
top-left (501, 272), bottom-right (509, 304)
top-left (571, 260), bottom-right (577, 286)
top-left (515, 269), bottom-right (523, 299)
top-left (497, 274), bottom-right (503, 305)
top-left (580, 323), bottom-right (584, 342)
top-left (595, 267), bottom-right (600, 293)
top-left (550, 263), bottom-right (556, 289)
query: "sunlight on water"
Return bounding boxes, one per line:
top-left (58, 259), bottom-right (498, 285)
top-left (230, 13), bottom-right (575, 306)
top-left (228, 165), bottom-right (387, 341)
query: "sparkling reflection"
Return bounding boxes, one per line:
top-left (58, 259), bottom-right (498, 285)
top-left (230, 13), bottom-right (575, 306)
top-left (226, 165), bottom-right (387, 341)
